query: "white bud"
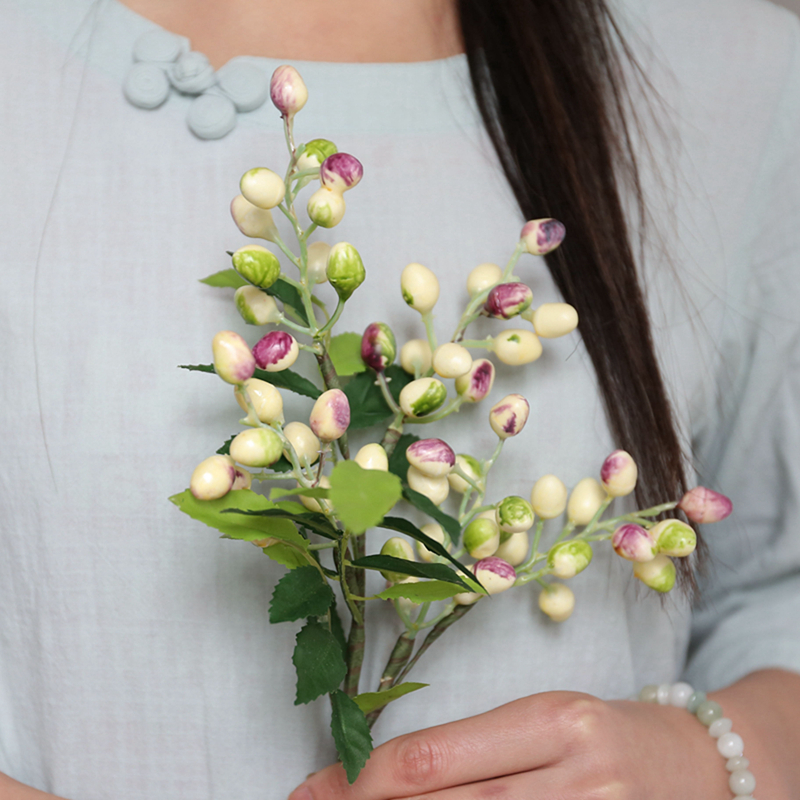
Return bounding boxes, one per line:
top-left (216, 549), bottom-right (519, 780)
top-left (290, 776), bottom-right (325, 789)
top-left (283, 421), bottom-right (320, 466)
top-left (567, 477), bottom-right (606, 526)
top-left (432, 343), bottom-right (473, 379)
top-left (234, 285), bottom-right (282, 326)
top-left (600, 450), bottom-right (638, 497)
top-left (307, 187), bottom-right (346, 228)
top-left (300, 476), bottom-right (330, 512)
top-left (495, 531), bottom-right (530, 566)
top-left (538, 582), bottom-right (575, 622)
top-left (530, 475), bottom-right (568, 519)
top-left (354, 443), bottom-right (389, 471)
top-left (240, 167), bottom-right (286, 210)
top-left (416, 522), bottom-right (447, 562)
top-left (532, 303), bottom-right (579, 338)
top-left (492, 329), bottom-right (543, 366)
top-left (234, 378), bottom-right (284, 425)
top-left (447, 454), bottom-right (482, 493)
top-left (399, 339), bottom-right (433, 375)
top-left (190, 454), bottom-right (236, 501)
top-left (229, 428), bottom-right (283, 468)
top-left (306, 241), bottom-right (331, 284)
top-left (230, 194), bottom-right (279, 242)
top-left (407, 466), bottom-right (449, 506)
top-left (466, 262), bottom-right (503, 296)
top-left (401, 263), bottom-right (440, 314)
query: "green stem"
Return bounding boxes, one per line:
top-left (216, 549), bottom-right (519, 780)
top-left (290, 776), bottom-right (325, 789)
top-left (380, 412), bottom-right (405, 458)
top-left (459, 337), bottom-right (494, 350)
top-left (421, 312), bottom-right (438, 352)
top-left (343, 533), bottom-right (367, 698)
top-left (365, 631), bottom-right (416, 728)
top-left (316, 297), bottom-right (345, 336)
top-left (377, 371), bottom-right (402, 414)
top-left (405, 396), bottom-right (465, 425)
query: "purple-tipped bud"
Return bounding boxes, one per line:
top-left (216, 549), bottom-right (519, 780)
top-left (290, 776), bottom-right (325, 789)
top-left (269, 65), bottom-right (308, 117)
top-left (361, 322), bottom-right (396, 372)
top-left (489, 394), bottom-right (530, 439)
top-left (484, 283), bottom-right (534, 319)
top-left (406, 438), bottom-right (455, 479)
top-left (190, 454), bottom-right (236, 500)
top-left (309, 389), bottom-right (351, 442)
top-left (474, 557), bottom-right (516, 595)
top-left (678, 487), bottom-right (733, 524)
top-left (612, 524), bottom-right (657, 563)
top-left (600, 450), bottom-right (638, 497)
top-left (252, 331), bottom-right (299, 372)
top-left (455, 358), bottom-right (495, 403)
top-left (319, 153), bottom-right (363, 193)
top-left (521, 218), bottom-right (566, 255)
top-left (212, 330), bottom-right (256, 384)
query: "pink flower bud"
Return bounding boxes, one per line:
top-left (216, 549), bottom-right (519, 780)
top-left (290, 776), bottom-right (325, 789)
top-left (309, 389), bottom-right (351, 442)
top-left (190, 454), bottom-right (236, 500)
top-left (600, 450), bottom-right (638, 497)
top-left (678, 487), bottom-right (733, 524)
top-left (212, 331), bottom-right (256, 384)
top-left (612, 523), bottom-right (657, 562)
top-left (361, 322), bottom-right (396, 372)
top-left (406, 438), bottom-right (456, 479)
top-left (269, 65), bottom-right (308, 117)
top-left (489, 394), bottom-right (530, 439)
top-left (319, 153), bottom-right (363, 193)
top-left (455, 358), bottom-right (495, 403)
top-left (473, 557), bottom-right (516, 595)
top-left (252, 331), bottom-right (299, 372)
top-left (521, 218), bottom-right (566, 255)
top-left (484, 283), bottom-right (533, 319)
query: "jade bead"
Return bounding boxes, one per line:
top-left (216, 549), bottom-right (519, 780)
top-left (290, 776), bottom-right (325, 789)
top-left (696, 700), bottom-right (724, 726)
top-left (639, 685), bottom-right (659, 703)
top-left (726, 756), bottom-right (750, 772)
top-left (729, 768), bottom-right (756, 795)
top-left (686, 690), bottom-right (707, 713)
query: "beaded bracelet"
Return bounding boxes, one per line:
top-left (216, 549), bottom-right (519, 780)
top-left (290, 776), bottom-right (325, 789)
top-left (636, 682), bottom-right (757, 798)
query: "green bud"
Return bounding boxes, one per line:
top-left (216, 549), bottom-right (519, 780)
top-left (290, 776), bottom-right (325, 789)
top-left (633, 554), bottom-right (677, 593)
top-left (232, 245), bottom-right (281, 289)
top-left (326, 242), bottom-right (366, 300)
top-left (547, 540), bottom-right (593, 579)
top-left (463, 517), bottom-right (500, 559)
top-left (496, 496), bottom-right (535, 536)
top-left (379, 537), bottom-right (416, 583)
top-left (297, 138), bottom-right (338, 171)
top-left (234, 285), bottom-right (281, 325)
top-left (398, 377), bottom-right (448, 417)
top-left (650, 519), bottom-right (697, 558)
top-left (229, 428), bottom-right (283, 468)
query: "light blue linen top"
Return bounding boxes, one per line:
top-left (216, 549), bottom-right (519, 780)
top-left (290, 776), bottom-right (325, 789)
top-left (1, 0), bottom-right (799, 797)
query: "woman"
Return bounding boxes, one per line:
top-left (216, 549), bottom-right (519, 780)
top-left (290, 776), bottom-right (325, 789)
top-left (1, 0), bottom-right (799, 797)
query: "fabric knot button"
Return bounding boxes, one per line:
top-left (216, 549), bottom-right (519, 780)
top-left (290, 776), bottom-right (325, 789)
top-left (216, 62), bottom-right (270, 112)
top-left (132, 28), bottom-right (188, 63)
top-left (123, 62), bottom-right (170, 109)
top-left (169, 52), bottom-right (216, 94)
top-left (187, 93), bottom-right (237, 139)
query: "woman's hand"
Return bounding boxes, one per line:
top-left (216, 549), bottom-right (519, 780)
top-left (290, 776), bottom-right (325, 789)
top-left (288, 691), bottom-right (734, 800)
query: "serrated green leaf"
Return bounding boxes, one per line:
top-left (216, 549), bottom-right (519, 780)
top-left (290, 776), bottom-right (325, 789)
top-left (402, 486), bottom-right (462, 545)
top-left (262, 542), bottom-right (309, 569)
top-left (343, 365), bottom-right (412, 430)
top-left (293, 620), bottom-right (347, 705)
top-left (329, 332), bottom-right (367, 376)
top-left (329, 461), bottom-right (402, 535)
top-left (353, 682), bottom-right (429, 715)
top-left (350, 555), bottom-right (471, 589)
top-left (264, 278), bottom-right (309, 325)
top-left (330, 690), bottom-right (373, 784)
top-left (178, 364), bottom-right (321, 400)
top-left (270, 566), bottom-right (335, 623)
top-left (387, 433), bottom-right (420, 480)
top-left (170, 489), bottom-right (307, 549)
top-left (270, 486), bottom-right (330, 501)
top-left (227, 507), bottom-right (339, 539)
top-left (199, 268), bottom-right (248, 289)
top-left (376, 581), bottom-right (463, 603)
top-left (329, 600), bottom-right (348, 661)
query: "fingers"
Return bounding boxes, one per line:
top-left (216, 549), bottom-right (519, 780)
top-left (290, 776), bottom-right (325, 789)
top-left (289, 691), bottom-right (602, 800)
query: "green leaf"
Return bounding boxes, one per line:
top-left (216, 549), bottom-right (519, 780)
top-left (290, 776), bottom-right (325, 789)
top-left (264, 278), bottom-right (309, 325)
top-left (387, 433), bottom-right (419, 481)
top-left (376, 581), bottom-right (463, 603)
top-left (330, 690), bottom-right (374, 784)
top-left (329, 461), bottom-right (402, 535)
top-left (380, 516), bottom-right (472, 579)
top-left (270, 486), bottom-right (330, 501)
top-left (227, 507), bottom-right (339, 539)
top-left (178, 364), bottom-right (322, 401)
top-left (270, 566), bottom-right (335, 623)
top-left (343, 365), bottom-right (412, 430)
top-left (329, 600), bottom-right (348, 661)
top-left (329, 332), bottom-right (367, 376)
top-left (199, 268), bottom-right (247, 289)
top-left (293, 620), bottom-right (347, 705)
top-left (262, 542), bottom-right (309, 569)
top-left (353, 682), bottom-right (429, 715)
top-left (170, 489), bottom-right (307, 549)
top-left (402, 486), bottom-right (462, 545)
top-left (350, 555), bottom-right (471, 589)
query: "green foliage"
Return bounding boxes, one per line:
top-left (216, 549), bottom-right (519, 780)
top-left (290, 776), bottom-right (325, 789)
top-left (380, 516), bottom-right (471, 578)
top-left (262, 542), bottom-right (310, 570)
top-left (226, 507), bottom-right (340, 539)
top-left (353, 682), bottom-right (428, 715)
top-left (329, 690), bottom-right (373, 784)
top-left (270, 566), bottom-right (335, 623)
top-left (329, 600), bottom-right (348, 661)
top-left (179, 363), bottom-right (321, 401)
top-left (329, 332), bottom-right (367, 376)
top-left (401, 487), bottom-right (462, 545)
top-left (329, 461), bottom-right (402, 534)
top-left (264, 278), bottom-right (309, 325)
top-left (199, 268), bottom-right (248, 289)
top-left (387, 433), bottom-right (419, 480)
top-left (270, 486), bottom-right (331, 501)
top-left (350, 555), bottom-right (472, 589)
top-left (343, 365), bottom-right (412, 430)
top-left (293, 620), bottom-right (348, 705)
top-left (376, 581), bottom-right (463, 603)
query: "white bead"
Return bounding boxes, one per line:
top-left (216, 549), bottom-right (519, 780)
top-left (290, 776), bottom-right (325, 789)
top-left (709, 717), bottom-right (733, 738)
top-left (216, 62), bottom-right (269, 112)
top-left (656, 684), bottom-right (671, 705)
top-left (668, 682), bottom-right (694, 708)
top-left (169, 52), bottom-right (216, 94)
top-left (717, 732), bottom-right (744, 758)
top-left (726, 756), bottom-right (750, 772)
top-left (729, 769), bottom-right (756, 795)
top-left (187, 94), bottom-right (237, 140)
top-left (123, 63), bottom-right (170, 109)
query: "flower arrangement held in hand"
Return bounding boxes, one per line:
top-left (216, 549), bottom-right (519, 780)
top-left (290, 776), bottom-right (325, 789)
top-left (170, 65), bottom-right (733, 784)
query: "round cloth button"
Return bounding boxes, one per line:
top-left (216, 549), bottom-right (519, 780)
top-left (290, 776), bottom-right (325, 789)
top-left (169, 52), bottom-right (216, 94)
top-left (132, 29), bottom-right (187, 63)
top-left (216, 62), bottom-right (269, 112)
top-left (123, 62), bottom-right (170, 109)
top-left (187, 93), bottom-right (237, 139)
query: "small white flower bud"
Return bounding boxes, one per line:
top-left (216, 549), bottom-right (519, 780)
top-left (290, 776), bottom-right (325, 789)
top-left (495, 531), bottom-right (530, 566)
top-left (380, 537), bottom-right (416, 583)
top-left (567, 477), bottom-right (606, 525)
top-left (406, 439), bottom-right (455, 478)
top-left (230, 194), bottom-right (279, 242)
top-left (466, 262), bottom-right (502, 296)
top-left (399, 339), bottom-right (433, 375)
top-left (190, 454), bottom-right (236, 501)
top-left (432, 343), bottom-right (473, 379)
top-left (307, 187), bottom-right (346, 228)
top-left (300, 475), bottom-right (330, 512)
top-left (297, 138), bottom-right (338, 172)
top-left (401, 263), bottom-right (440, 314)
top-left (229, 428), bottom-right (284, 468)
top-left (489, 394), bottom-right (530, 439)
top-left (234, 378), bottom-right (284, 425)
top-left (600, 450), bottom-right (638, 497)
top-left (538, 582), bottom-right (575, 622)
top-left (354, 443), bottom-right (389, 471)
top-left (492, 329), bottom-right (543, 366)
top-left (283, 421), bottom-right (320, 466)
top-left (306, 241), bottom-right (331, 284)
top-left (448, 454), bottom-right (482, 494)
top-left (407, 466), bottom-right (450, 506)
top-left (633, 554), bottom-right (677, 593)
top-left (532, 303), bottom-right (579, 338)
top-left (240, 167), bottom-right (286, 210)
top-left (235, 285), bottom-right (282, 326)
top-left (416, 522), bottom-right (447, 562)
top-left (530, 475), bottom-right (568, 519)
top-left (474, 557), bottom-right (516, 595)
top-left (399, 377), bottom-right (448, 417)
top-left (463, 517), bottom-right (500, 559)
top-left (309, 389), bottom-right (351, 442)
top-left (212, 330), bottom-right (256, 385)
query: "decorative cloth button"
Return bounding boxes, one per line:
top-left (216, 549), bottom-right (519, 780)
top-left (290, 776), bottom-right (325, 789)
top-left (132, 28), bottom-right (187, 63)
top-left (217, 62), bottom-right (270, 112)
top-left (169, 52), bottom-right (217, 94)
top-left (123, 62), bottom-right (171, 109)
top-left (187, 93), bottom-right (237, 139)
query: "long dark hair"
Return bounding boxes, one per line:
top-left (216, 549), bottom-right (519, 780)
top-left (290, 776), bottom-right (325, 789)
top-left (457, 0), bottom-right (698, 588)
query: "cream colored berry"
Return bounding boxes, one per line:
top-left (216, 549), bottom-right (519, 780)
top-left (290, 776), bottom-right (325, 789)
top-left (466, 263), bottom-right (502, 296)
top-left (401, 263), bottom-right (440, 314)
top-left (530, 475), bottom-right (568, 519)
top-left (354, 443), bottom-right (389, 471)
top-left (538, 583), bottom-right (575, 622)
top-left (567, 477), bottom-right (606, 525)
top-left (407, 466), bottom-right (449, 506)
top-left (400, 339), bottom-right (433, 375)
top-left (532, 303), bottom-right (579, 338)
top-left (283, 421), bottom-right (321, 466)
top-left (493, 329), bottom-right (543, 366)
top-left (432, 343), bottom-right (473, 379)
